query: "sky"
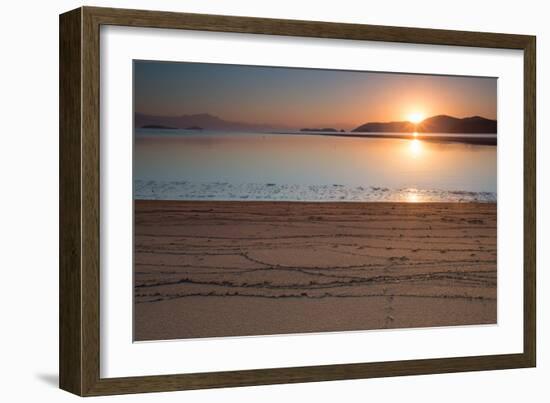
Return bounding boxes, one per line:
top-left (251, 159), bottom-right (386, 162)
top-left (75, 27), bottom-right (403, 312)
top-left (134, 60), bottom-right (497, 130)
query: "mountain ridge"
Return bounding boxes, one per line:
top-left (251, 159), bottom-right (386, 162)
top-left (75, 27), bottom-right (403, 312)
top-left (135, 112), bottom-right (287, 132)
top-left (353, 115), bottom-right (497, 134)
top-left (136, 113), bottom-right (497, 134)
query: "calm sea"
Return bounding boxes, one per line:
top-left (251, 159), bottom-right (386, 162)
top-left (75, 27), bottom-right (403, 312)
top-left (134, 129), bottom-right (497, 203)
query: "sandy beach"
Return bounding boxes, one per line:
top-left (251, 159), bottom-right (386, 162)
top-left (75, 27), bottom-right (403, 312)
top-left (134, 200), bottom-right (496, 341)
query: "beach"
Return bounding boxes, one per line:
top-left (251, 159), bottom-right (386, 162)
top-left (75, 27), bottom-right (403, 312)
top-left (134, 200), bottom-right (496, 341)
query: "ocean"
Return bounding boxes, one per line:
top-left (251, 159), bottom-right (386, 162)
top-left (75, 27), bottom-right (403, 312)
top-left (134, 129), bottom-right (497, 203)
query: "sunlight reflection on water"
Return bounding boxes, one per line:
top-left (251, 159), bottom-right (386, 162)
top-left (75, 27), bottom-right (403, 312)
top-left (134, 130), bottom-right (496, 202)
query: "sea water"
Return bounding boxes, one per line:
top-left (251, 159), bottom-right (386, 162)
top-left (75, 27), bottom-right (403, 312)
top-left (134, 129), bottom-right (497, 203)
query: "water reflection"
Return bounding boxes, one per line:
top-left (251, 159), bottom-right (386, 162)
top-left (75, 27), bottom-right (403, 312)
top-left (409, 139), bottom-right (422, 158)
top-left (405, 188), bottom-right (420, 203)
top-left (134, 130), bottom-right (497, 199)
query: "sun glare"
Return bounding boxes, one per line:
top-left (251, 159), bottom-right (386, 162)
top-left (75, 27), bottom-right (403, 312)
top-left (406, 190), bottom-right (419, 203)
top-left (407, 112), bottom-right (425, 124)
top-left (409, 139), bottom-right (422, 158)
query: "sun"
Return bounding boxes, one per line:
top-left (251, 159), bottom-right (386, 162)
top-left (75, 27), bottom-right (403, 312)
top-left (407, 112), bottom-right (425, 124)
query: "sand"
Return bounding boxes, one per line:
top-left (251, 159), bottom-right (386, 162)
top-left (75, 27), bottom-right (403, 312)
top-left (134, 201), bottom-right (496, 341)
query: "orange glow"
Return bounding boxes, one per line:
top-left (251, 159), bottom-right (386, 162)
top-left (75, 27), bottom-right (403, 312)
top-left (406, 191), bottom-right (419, 203)
top-left (403, 188), bottom-right (421, 203)
top-left (409, 139), bottom-right (423, 158)
top-left (136, 61), bottom-right (498, 129)
top-left (407, 112), bottom-right (425, 124)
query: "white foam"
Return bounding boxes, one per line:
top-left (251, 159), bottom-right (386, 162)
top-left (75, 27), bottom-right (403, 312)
top-left (134, 180), bottom-right (496, 203)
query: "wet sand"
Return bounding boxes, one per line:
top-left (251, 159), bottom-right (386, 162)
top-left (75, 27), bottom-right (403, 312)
top-left (134, 201), bottom-right (496, 341)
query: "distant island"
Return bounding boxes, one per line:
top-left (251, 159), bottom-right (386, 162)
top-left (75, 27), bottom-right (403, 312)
top-left (353, 115), bottom-right (497, 134)
top-left (300, 128), bottom-right (338, 132)
top-left (141, 124), bottom-right (203, 130)
top-left (136, 112), bottom-right (286, 132)
top-left (138, 113), bottom-right (497, 136)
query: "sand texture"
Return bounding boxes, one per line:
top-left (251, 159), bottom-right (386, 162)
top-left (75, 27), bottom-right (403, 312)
top-left (134, 201), bottom-right (496, 341)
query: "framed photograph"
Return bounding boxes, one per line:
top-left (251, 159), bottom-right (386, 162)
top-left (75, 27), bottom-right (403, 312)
top-left (59, 6), bottom-right (536, 396)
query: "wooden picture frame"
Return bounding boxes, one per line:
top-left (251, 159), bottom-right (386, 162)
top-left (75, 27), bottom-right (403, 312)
top-left (59, 6), bottom-right (536, 396)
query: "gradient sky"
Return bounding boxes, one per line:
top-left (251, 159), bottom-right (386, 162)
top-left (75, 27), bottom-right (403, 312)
top-left (134, 60), bottom-right (497, 130)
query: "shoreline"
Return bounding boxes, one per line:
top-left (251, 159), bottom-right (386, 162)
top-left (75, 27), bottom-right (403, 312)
top-left (134, 182), bottom-right (497, 204)
top-left (271, 131), bottom-right (497, 145)
top-left (134, 200), bottom-right (497, 341)
top-left (138, 127), bottom-right (497, 146)
top-left (134, 198), bottom-right (497, 204)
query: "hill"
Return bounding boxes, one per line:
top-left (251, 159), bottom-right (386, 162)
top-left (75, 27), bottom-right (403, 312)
top-left (135, 113), bottom-right (284, 132)
top-left (353, 115), bottom-right (497, 134)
